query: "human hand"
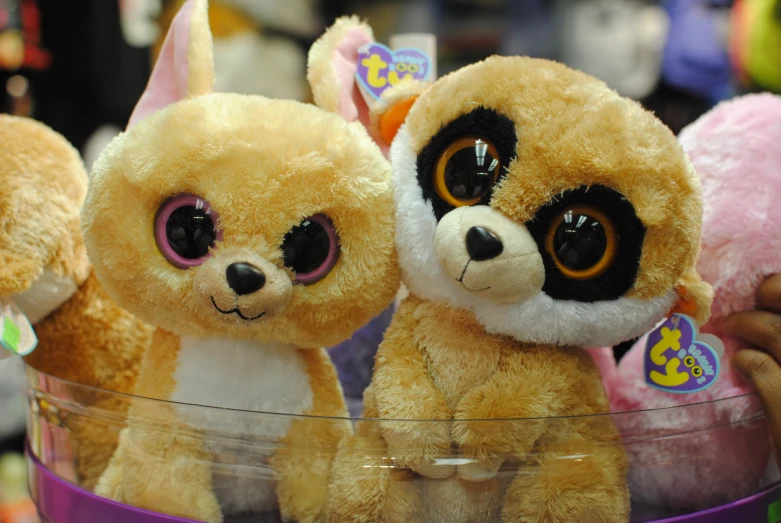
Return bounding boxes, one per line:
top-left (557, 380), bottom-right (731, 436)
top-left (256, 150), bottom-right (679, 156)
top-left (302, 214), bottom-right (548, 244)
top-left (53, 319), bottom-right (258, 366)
top-left (724, 274), bottom-right (781, 464)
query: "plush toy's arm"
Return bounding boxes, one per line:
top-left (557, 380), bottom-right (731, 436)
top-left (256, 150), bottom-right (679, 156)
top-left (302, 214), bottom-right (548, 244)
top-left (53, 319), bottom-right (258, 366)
top-left (451, 351), bottom-right (553, 481)
top-left (95, 329), bottom-right (222, 522)
top-left (97, 408), bottom-right (222, 522)
top-left (372, 296), bottom-right (455, 477)
top-left (274, 348), bottom-right (352, 523)
top-left (500, 350), bottom-right (630, 523)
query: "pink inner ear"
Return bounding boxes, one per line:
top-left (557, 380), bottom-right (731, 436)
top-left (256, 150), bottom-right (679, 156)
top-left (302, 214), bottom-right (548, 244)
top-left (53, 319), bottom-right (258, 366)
top-left (127, 0), bottom-right (195, 128)
top-left (333, 26), bottom-right (373, 123)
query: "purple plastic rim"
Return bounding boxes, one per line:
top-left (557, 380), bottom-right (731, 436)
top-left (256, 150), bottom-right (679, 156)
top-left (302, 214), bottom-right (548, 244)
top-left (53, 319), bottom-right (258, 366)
top-left (293, 214), bottom-right (340, 285)
top-left (26, 440), bottom-right (780, 523)
top-left (27, 441), bottom-right (202, 523)
top-left (650, 483), bottom-right (781, 523)
top-left (154, 193), bottom-right (223, 269)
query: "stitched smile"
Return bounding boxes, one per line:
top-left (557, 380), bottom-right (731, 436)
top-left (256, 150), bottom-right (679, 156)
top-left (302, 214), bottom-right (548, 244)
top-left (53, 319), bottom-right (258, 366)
top-left (456, 261), bottom-right (491, 292)
top-left (210, 297), bottom-right (266, 321)
top-left (459, 281), bottom-right (492, 292)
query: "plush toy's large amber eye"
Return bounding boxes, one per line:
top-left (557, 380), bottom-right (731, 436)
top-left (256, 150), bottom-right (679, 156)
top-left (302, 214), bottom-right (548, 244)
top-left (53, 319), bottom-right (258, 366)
top-left (434, 137), bottom-right (501, 207)
top-left (545, 205), bottom-right (618, 280)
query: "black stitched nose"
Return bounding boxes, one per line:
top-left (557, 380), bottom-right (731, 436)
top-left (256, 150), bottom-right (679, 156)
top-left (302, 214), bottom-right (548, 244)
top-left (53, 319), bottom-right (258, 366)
top-left (226, 263), bottom-right (266, 295)
top-left (465, 226), bottom-right (504, 261)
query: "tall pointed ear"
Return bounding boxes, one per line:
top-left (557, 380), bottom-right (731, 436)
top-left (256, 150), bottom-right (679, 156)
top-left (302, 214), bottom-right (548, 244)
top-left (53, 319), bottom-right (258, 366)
top-left (128, 0), bottom-right (214, 128)
top-left (307, 16), bottom-right (374, 126)
top-left (670, 268), bottom-right (713, 326)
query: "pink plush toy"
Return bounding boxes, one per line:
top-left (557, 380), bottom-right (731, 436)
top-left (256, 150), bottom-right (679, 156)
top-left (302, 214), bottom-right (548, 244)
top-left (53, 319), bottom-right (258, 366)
top-left (591, 93), bottom-right (781, 511)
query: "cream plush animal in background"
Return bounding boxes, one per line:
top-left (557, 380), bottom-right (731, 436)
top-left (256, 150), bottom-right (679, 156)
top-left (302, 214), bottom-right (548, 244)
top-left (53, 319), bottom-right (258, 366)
top-left (315, 18), bottom-right (713, 523)
top-left (0, 115), bottom-right (152, 491)
top-left (83, 1), bottom-right (398, 521)
top-left (154, 0), bottom-right (309, 101)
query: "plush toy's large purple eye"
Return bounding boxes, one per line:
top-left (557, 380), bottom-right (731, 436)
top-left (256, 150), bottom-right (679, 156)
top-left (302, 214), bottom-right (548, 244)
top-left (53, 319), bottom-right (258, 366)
top-left (154, 194), bottom-right (221, 268)
top-left (281, 214), bottom-right (340, 285)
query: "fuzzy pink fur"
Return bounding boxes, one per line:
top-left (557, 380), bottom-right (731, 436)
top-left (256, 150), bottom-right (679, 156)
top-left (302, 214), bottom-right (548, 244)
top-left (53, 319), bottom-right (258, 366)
top-left (333, 26), bottom-right (373, 126)
top-left (593, 93), bottom-right (781, 510)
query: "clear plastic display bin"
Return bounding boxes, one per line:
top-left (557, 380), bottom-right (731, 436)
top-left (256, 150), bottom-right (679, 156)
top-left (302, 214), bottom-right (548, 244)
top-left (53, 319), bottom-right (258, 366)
top-left (25, 365), bottom-right (781, 523)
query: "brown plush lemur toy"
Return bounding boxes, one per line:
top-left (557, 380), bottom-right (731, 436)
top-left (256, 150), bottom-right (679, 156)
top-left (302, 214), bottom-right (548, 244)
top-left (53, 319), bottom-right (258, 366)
top-left (84, 1), bottom-right (398, 522)
top-left (316, 18), bottom-right (714, 523)
top-left (0, 115), bottom-right (152, 491)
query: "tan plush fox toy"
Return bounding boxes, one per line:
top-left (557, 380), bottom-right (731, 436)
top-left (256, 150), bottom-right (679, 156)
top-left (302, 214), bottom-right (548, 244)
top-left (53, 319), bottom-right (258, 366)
top-left (83, 1), bottom-right (398, 522)
top-left (0, 115), bottom-right (152, 491)
top-left (318, 18), bottom-right (714, 523)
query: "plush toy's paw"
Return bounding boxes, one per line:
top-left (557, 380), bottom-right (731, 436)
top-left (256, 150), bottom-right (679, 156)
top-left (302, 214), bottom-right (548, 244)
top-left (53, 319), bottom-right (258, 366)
top-left (326, 430), bottom-right (424, 523)
top-left (140, 488), bottom-right (223, 523)
top-left (500, 454), bottom-right (629, 523)
top-left (382, 419), bottom-right (454, 479)
top-left (457, 457), bottom-right (503, 482)
top-left (452, 412), bottom-right (540, 481)
top-left (96, 429), bottom-right (223, 522)
top-left (421, 475), bottom-right (508, 523)
top-left (411, 461), bottom-right (456, 479)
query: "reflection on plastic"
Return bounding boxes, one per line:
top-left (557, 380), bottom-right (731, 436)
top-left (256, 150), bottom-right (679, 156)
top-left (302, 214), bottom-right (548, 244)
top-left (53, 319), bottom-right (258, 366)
top-left (25, 365), bottom-right (780, 522)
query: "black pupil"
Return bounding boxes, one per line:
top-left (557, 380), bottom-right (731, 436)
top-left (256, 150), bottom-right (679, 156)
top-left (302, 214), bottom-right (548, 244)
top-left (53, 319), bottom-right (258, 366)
top-left (444, 143), bottom-right (498, 201)
top-left (552, 211), bottom-right (609, 271)
top-left (282, 219), bottom-right (330, 274)
top-left (165, 206), bottom-right (216, 259)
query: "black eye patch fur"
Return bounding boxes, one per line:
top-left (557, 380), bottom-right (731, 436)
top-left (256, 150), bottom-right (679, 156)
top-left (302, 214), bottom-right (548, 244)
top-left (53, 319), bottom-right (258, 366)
top-left (415, 107), bottom-right (518, 221)
top-left (526, 185), bottom-right (646, 302)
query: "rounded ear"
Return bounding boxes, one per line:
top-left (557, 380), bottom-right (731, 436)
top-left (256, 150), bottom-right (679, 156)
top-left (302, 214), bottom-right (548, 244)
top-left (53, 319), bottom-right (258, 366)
top-left (308, 17), bottom-right (435, 152)
top-left (307, 16), bottom-right (375, 126)
top-left (670, 268), bottom-right (713, 326)
top-left (128, 0), bottom-right (214, 128)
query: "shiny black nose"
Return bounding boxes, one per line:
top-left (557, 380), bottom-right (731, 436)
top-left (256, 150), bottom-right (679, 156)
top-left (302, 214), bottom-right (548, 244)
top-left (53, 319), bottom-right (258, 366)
top-left (465, 226), bottom-right (504, 261)
top-left (226, 263), bottom-right (266, 295)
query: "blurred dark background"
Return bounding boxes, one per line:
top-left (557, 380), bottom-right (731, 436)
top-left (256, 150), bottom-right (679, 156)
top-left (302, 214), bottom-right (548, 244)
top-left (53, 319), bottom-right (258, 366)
top-left (1, 0), bottom-right (778, 157)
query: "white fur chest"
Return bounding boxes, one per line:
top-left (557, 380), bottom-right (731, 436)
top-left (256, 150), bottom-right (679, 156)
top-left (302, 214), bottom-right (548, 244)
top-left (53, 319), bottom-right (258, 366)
top-left (171, 336), bottom-right (314, 514)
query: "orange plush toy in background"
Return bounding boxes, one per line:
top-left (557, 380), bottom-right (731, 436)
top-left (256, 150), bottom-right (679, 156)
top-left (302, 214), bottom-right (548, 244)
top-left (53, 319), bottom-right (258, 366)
top-left (84, 1), bottom-right (399, 521)
top-left (316, 17), bottom-right (713, 523)
top-left (0, 115), bottom-right (153, 491)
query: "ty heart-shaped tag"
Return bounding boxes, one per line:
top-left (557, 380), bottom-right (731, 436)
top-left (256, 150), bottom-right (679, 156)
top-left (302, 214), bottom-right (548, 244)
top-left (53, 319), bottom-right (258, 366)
top-left (644, 313), bottom-right (722, 394)
top-left (356, 43), bottom-right (432, 101)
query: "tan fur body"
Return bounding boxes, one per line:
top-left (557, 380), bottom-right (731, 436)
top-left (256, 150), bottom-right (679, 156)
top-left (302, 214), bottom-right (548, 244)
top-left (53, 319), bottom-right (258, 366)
top-left (86, 2), bottom-right (399, 521)
top-left (328, 296), bottom-right (628, 523)
top-left (316, 17), bottom-right (712, 523)
top-left (99, 330), bottom-right (350, 522)
top-left (0, 114), bottom-right (150, 490)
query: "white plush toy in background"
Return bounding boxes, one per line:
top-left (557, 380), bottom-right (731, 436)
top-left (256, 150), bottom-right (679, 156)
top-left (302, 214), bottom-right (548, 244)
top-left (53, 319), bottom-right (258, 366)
top-left (155, 0), bottom-right (309, 101)
top-left (558, 0), bottom-right (669, 100)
